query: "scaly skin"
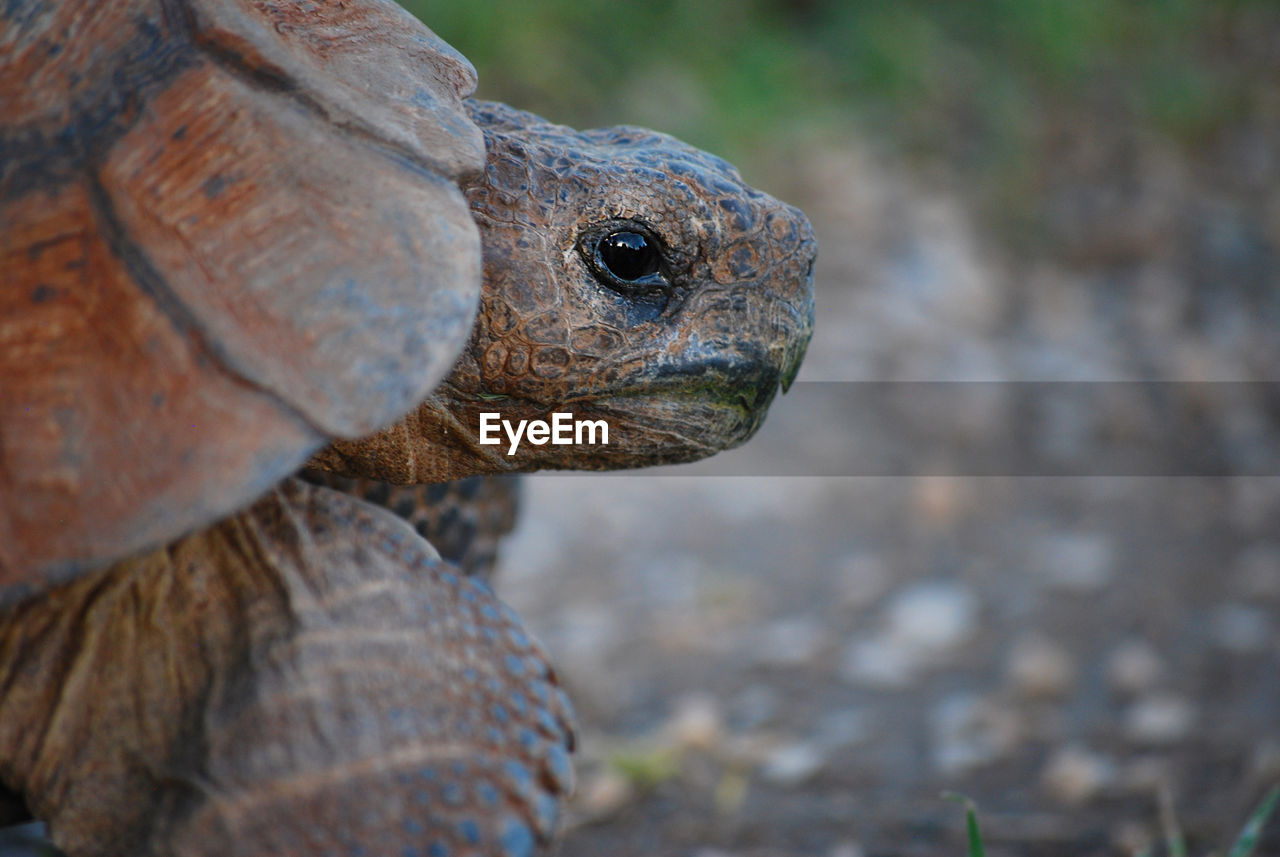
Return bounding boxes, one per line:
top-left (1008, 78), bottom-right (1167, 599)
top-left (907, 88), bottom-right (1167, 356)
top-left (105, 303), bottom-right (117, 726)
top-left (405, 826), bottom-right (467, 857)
top-left (0, 480), bottom-right (573, 857)
top-left (311, 100), bottom-right (816, 483)
top-left (300, 470), bottom-right (522, 581)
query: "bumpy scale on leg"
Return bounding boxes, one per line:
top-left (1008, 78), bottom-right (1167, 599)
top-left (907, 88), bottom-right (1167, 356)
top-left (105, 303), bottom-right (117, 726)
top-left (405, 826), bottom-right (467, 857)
top-left (0, 480), bottom-right (572, 857)
top-left (301, 471), bottom-right (521, 582)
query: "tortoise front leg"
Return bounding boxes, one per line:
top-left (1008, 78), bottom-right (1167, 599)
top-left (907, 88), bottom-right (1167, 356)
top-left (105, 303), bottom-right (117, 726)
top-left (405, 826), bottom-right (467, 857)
top-left (299, 470), bottom-right (523, 582)
top-left (0, 479), bottom-right (574, 857)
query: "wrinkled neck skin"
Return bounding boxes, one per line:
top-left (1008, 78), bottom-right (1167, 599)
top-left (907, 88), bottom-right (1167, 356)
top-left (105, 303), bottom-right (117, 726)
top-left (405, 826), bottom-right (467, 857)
top-left (310, 100), bottom-right (816, 485)
top-left (307, 387), bottom-right (498, 484)
top-left (308, 377), bottom-right (751, 483)
top-left (310, 387), bottom-right (539, 484)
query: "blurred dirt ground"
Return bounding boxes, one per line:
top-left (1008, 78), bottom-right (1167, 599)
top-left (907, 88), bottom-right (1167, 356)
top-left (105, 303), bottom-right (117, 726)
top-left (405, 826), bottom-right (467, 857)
top-left (504, 472), bottom-right (1280, 856)
top-left (490, 118), bottom-right (1280, 855)
top-left (479, 37), bottom-right (1280, 848)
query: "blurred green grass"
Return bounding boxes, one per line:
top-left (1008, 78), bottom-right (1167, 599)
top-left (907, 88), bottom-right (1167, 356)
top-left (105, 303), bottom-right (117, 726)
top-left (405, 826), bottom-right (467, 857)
top-left (402, 0), bottom-right (1270, 175)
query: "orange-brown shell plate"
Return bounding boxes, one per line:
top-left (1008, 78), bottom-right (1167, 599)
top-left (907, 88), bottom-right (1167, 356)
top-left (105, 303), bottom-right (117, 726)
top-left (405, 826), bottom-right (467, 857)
top-left (0, 0), bottom-right (485, 586)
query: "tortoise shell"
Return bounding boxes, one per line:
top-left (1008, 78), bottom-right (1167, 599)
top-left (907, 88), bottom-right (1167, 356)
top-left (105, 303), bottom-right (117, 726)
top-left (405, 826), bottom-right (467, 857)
top-left (1, 0), bottom-right (489, 585)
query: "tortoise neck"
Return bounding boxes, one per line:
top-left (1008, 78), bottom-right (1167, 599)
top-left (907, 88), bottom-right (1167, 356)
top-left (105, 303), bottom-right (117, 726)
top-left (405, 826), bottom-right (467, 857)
top-left (307, 393), bottom-right (515, 484)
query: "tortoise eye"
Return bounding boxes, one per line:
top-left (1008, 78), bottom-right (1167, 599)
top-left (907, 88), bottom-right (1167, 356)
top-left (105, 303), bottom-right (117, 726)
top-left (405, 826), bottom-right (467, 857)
top-left (597, 230), bottom-right (660, 283)
top-left (580, 221), bottom-right (670, 298)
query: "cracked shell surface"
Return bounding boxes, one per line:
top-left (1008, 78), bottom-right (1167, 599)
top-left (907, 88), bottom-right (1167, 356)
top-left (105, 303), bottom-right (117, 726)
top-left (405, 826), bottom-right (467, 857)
top-left (0, 0), bottom-right (484, 586)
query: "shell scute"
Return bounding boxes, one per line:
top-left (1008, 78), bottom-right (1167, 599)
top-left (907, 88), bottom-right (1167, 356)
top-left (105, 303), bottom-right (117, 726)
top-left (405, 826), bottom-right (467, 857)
top-left (1, 0), bottom-right (487, 582)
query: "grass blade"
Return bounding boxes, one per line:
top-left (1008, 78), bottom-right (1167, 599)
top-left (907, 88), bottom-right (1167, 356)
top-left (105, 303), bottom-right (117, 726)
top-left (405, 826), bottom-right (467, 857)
top-left (1227, 785), bottom-right (1280, 857)
top-left (1159, 785), bottom-right (1187, 857)
top-left (943, 792), bottom-right (986, 857)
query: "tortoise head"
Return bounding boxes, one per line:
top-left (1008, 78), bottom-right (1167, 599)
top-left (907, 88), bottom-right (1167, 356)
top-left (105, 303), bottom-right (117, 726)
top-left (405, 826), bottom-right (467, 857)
top-left (315, 101), bottom-right (815, 481)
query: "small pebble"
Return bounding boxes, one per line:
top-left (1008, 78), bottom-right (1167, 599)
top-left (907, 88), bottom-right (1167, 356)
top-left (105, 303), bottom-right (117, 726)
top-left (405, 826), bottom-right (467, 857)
top-left (829, 843), bottom-right (866, 857)
top-left (663, 693), bottom-right (725, 752)
top-left (1116, 756), bottom-right (1175, 794)
top-left (885, 581), bottom-right (979, 652)
top-left (813, 708), bottom-right (870, 751)
top-left (839, 634), bottom-right (916, 688)
top-left (574, 767), bottom-right (634, 818)
top-left (1105, 638), bottom-right (1164, 695)
top-left (630, 552), bottom-right (707, 612)
top-left (1208, 603), bottom-right (1270, 652)
top-left (931, 692), bottom-right (1022, 775)
top-left (1041, 745), bottom-right (1115, 804)
top-left (1006, 634), bottom-right (1077, 699)
top-left (722, 732), bottom-right (777, 767)
top-left (761, 740), bottom-right (827, 786)
top-left (1112, 820), bottom-right (1154, 856)
top-left (1230, 483), bottom-right (1280, 533)
top-left (1125, 694), bottom-right (1196, 744)
top-left (754, 615), bottom-right (826, 667)
top-left (714, 769), bottom-right (750, 816)
top-left (1250, 739), bottom-right (1280, 783)
top-left (838, 553), bottom-right (890, 608)
top-left (555, 604), bottom-right (622, 664)
top-left (912, 476), bottom-right (966, 527)
top-left (731, 683), bottom-right (781, 730)
top-left (1232, 544), bottom-right (1280, 599)
top-left (1039, 531), bottom-right (1115, 592)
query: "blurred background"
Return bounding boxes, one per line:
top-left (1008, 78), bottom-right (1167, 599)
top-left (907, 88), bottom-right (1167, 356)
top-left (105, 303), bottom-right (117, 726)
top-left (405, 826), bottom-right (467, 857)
top-left (403, 2), bottom-right (1280, 856)
top-left (4, 2), bottom-right (1278, 856)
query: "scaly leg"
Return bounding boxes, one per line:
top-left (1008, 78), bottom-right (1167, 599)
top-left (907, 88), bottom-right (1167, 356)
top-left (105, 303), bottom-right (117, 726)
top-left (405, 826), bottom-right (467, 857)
top-left (300, 470), bottom-right (521, 582)
top-left (0, 479), bottom-right (573, 857)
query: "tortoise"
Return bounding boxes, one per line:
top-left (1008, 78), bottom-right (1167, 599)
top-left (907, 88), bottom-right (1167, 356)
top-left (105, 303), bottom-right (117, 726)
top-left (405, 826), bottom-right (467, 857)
top-left (0, 0), bottom-right (816, 854)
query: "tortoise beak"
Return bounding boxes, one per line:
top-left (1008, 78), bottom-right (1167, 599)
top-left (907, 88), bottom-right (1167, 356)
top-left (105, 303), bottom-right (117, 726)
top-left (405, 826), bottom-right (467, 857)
top-left (637, 206), bottom-right (816, 436)
top-left (780, 229), bottom-right (817, 394)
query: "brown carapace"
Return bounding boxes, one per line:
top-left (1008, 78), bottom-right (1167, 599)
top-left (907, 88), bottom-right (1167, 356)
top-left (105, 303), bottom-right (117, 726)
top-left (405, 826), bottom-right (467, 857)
top-left (0, 0), bottom-right (816, 855)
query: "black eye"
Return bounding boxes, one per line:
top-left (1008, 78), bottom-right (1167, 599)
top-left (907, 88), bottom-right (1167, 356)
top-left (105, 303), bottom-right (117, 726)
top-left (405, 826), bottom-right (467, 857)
top-left (597, 230), bottom-right (660, 282)
top-left (579, 221), bottom-right (671, 307)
